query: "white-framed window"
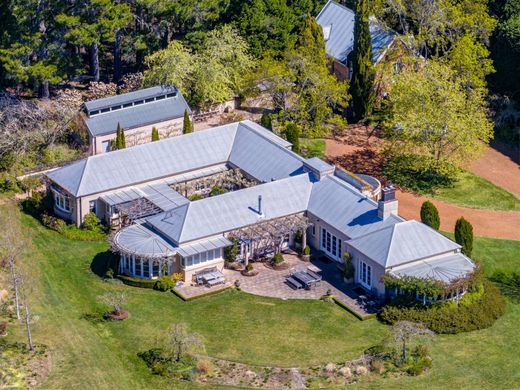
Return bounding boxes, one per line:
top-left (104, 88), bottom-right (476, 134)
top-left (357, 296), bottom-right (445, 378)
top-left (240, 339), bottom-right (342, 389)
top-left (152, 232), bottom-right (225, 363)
top-left (89, 200), bottom-right (96, 213)
top-left (359, 260), bottom-right (372, 288)
top-left (54, 192), bottom-right (71, 212)
top-left (320, 227), bottom-right (342, 261)
top-left (182, 248), bottom-right (223, 269)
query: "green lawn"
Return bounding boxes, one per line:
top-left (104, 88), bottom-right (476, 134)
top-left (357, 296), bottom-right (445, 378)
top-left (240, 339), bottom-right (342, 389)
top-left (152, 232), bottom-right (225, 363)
top-left (431, 171), bottom-right (520, 211)
top-left (4, 207), bottom-right (520, 389)
top-left (300, 138), bottom-right (326, 159)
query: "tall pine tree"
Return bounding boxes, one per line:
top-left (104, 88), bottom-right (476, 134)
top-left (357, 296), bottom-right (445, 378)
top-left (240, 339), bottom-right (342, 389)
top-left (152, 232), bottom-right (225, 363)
top-left (350, 0), bottom-right (375, 122)
top-left (120, 127), bottom-right (126, 149)
top-left (183, 110), bottom-right (193, 134)
top-left (151, 127), bottom-right (159, 141)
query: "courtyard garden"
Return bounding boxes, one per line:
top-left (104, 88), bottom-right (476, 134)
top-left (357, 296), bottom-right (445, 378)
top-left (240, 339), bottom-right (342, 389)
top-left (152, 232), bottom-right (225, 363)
top-left (1, 202), bottom-right (520, 389)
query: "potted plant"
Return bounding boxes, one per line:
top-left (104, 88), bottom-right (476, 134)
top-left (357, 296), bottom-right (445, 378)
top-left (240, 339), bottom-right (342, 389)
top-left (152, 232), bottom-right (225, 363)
top-left (343, 252), bottom-right (355, 283)
top-left (302, 245), bottom-right (311, 262)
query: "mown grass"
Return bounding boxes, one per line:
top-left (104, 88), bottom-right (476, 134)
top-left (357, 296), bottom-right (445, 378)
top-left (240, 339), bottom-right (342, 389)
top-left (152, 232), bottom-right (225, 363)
top-left (4, 205), bottom-right (520, 389)
top-left (300, 138), bottom-right (326, 159)
top-left (432, 171), bottom-right (520, 211)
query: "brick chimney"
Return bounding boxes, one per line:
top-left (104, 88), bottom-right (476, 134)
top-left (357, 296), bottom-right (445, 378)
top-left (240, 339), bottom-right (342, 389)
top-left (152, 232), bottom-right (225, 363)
top-left (378, 184), bottom-right (398, 219)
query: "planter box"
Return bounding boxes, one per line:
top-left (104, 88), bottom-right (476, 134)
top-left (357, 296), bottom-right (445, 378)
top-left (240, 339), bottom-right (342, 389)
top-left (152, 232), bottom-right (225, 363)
top-left (301, 254), bottom-right (311, 262)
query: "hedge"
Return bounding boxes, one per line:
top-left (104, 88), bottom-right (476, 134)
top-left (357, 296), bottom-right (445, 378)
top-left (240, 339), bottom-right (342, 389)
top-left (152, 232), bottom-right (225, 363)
top-left (117, 275), bottom-right (157, 289)
top-left (379, 281), bottom-right (506, 334)
top-left (330, 296), bottom-right (376, 321)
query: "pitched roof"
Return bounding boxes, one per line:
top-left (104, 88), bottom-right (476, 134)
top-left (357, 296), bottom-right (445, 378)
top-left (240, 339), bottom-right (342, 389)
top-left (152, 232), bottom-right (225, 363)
top-left (146, 173), bottom-right (315, 243)
top-left (308, 175), bottom-right (402, 239)
top-left (47, 120), bottom-right (301, 197)
top-left (316, 0), bottom-right (396, 64)
top-left (84, 89), bottom-right (191, 137)
top-left (346, 220), bottom-right (461, 268)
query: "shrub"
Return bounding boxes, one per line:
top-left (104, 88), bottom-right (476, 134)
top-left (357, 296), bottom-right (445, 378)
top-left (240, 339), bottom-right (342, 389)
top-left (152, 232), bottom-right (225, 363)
top-left (383, 154), bottom-right (458, 193)
top-left (379, 281), bottom-right (506, 334)
top-left (325, 363), bottom-right (336, 374)
top-left (138, 348), bottom-right (197, 380)
top-left (151, 127), bottom-right (159, 142)
top-left (355, 366), bottom-right (368, 376)
top-left (42, 212), bottom-right (66, 231)
top-left (246, 263), bottom-right (254, 272)
top-left (343, 252), bottom-right (355, 279)
top-left (83, 212), bottom-right (103, 232)
top-left (183, 109), bottom-right (193, 134)
top-left (154, 276), bottom-right (175, 291)
top-left (196, 358), bottom-right (214, 376)
top-left (370, 359), bottom-right (385, 374)
top-left (283, 122), bottom-right (301, 154)
top-left (118, 275), bottom-right (157, 289)
top-left (41, 144), bottom-right (77, 164)
top-left (209, 185), bottom-right (227, 197)
top-left (260, 112), bottom-right (273, 130)
top-left (172, 273), bottom-right (184, 283)
top-left (18, 176), bottom-right (41, 193)
top-left (338, 366), bottom-right (351, 378)
top-left (455, 217), bottom-right (473, 257)
top-left (303, 245), bottom-right (311, 256)
top-left (420, 201), bottom-right (440, 230)
top-left (272, 253), bottom-right (284, 265)
top-left (188, 193), bottom-right (204, 201)
top-left (224, 237), bottom-right (238, 263)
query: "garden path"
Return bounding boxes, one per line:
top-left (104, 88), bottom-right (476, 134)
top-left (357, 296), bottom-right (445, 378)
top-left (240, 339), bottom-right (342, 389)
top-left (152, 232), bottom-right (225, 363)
top-left (326, 126), bottom-right (520, 240)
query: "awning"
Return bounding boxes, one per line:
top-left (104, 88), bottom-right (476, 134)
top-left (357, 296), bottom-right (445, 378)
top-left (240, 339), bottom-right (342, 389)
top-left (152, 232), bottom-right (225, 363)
top-left (177, 236), bottom-right (232, 257)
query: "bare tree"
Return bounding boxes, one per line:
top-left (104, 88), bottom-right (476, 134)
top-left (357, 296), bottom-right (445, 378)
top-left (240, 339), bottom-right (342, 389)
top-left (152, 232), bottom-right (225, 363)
top-left (0, 204), bottom-right (26, 320)
top-left (19, 275), bottom-right (38, 352)
top-left (388, 321), bottom-right (434, 362)
top-left (98, 291), bottom-right (127, 315)
top-left (166, 323), bottom-right (205, 362)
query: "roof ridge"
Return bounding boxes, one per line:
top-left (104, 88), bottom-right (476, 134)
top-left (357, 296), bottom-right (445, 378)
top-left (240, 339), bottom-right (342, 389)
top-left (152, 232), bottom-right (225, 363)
top-left (385, 222), bottom-right (398, 265)
top-left (75, 158), bottom-right (89, 196)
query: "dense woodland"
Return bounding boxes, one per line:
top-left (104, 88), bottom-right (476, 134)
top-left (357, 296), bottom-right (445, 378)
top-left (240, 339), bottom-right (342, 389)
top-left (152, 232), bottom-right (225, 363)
top-left (0, 0), bottom-right (518, 190)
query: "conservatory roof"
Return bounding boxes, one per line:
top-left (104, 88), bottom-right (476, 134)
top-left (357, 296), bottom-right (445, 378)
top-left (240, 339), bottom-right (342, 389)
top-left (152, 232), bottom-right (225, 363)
top-left (389, 253), bottom-right (476, 283)
top-left (316, 0), bottom-right (396, 64)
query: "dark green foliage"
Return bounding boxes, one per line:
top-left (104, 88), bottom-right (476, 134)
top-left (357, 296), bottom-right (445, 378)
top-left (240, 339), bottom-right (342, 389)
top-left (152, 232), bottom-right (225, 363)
top-left (138, 348), bottom-right (196, 380)
top-left (273, 252), bottom-right (284, 265)
top-left (420, 201), bottom-right (440, 230)
top-left (283, 122), bottom-right (301, 154)
top-left (343, 252), bottom-right (355, 279)
top-left (379, 281), bottom-right (506, 334)
top-left (83, 212), bottom-right (103, 232)
top-left (188, 193), bottom-right (204, 201)
top-left (260, 112), bottom-right (273, 130)
top-left (183, 110), bottom-right (193, 134)
top-left (455, 217), bottom-right (474, 257)
top-left (154, 276), bottom-right (175, 292)
top-left (117, 275), bottom-right (157, 289)
top-left (120, 127), bottom-right (126, 149)
top-left (114, 123), bottom-right (126, 150)
top-left (246, 263), bottom-right (254, 272)
top-left (151, 127), bottom-right (159, 142)
top-left (224, 237), bottom-right (239, 262)
top-left (209, 185), bottom-right (227, 196)
top-left (303, 245), bottom-right (311, 255)
top-left (350, 0), bottom-right (375, 122)
top-left (41, 212), bottom-right (106, 241)
top-left (383, 154), bottom-right (458, 193)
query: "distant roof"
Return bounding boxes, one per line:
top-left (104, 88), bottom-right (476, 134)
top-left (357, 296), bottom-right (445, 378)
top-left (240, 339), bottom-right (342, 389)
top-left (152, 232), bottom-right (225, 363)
top-left (146, 173), bottom-right (315, 243)
top-left (84, 87), bottom-right (191, 137)
top-left (84, 85), bottom-right (178, 112)
top-left (347, 220), bottom-right (461, 268)
top-left (390, 253), bottom-right (475, 283)
top-left (46, 120), bottom-right (299, 197)
top-left (316, 0), bottom-right (396, 64)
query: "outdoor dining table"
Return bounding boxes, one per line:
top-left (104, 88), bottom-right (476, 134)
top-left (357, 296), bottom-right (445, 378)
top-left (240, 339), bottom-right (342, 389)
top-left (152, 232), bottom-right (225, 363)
top-left (292, 271), bottom-right (320, 289)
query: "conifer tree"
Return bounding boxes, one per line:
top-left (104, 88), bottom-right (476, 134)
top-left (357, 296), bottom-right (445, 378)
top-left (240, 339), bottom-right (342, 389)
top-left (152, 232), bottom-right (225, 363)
top-left (114, 123), bottom-right (122, 150)
top-left (120, 127), bottom-right (126, 149)
top-left (350, 0), bottom-right (375, 122)
top-left (183, 110), bottom-right (193, 134)
top-left (283, 122), bottom-right (301, 154)
top-left (455, 217), bottom-right (474, 257)
top-left (420, 201), bottom-right (440, 230)
top-left (151, 127), bottom-right (159, 141)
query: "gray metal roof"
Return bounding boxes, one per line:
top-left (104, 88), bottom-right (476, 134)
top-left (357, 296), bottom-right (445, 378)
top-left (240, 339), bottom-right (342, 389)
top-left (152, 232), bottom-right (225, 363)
top-left (176, 236), bottom-right (231, 257)
top-left (114, 223), bottom-right (177, 258)
top-left (85, 92), bottom-right (191, 137)
top-left (316, 0), bottom-right (396, 64)
top-left (390, 253), bottom-right (476, 283)
top-left (307, 175), bottom-right (402, 239)
top-left (146, 173), bottom-right (314, 244)
top-left (84, 85), bottom-right (178, 112)
top-left (229, 124), bottom-right (305, 182)
top-left (100, 182), bottom-right (188, 210)
top-left (47, 120), bottom-right (303, 197)
top-left (47, 122), bottom-right (238, 196)
top-left (347, 220), bottom-right (461, 268)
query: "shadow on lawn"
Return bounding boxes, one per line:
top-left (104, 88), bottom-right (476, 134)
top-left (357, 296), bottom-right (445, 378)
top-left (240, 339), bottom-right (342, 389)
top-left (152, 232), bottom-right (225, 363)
top-left (91, 250), bottom-right (118, 278)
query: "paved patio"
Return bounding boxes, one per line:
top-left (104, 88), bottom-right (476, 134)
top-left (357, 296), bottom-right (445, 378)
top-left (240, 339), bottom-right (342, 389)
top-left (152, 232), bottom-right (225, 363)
top-left (224, 253), bottom-right (379, 318)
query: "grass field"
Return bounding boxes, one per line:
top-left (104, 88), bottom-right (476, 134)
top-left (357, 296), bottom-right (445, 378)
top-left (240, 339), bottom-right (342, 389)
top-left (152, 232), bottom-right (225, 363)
top-left (432, 171), bottom-right (520, 211)
top-left (3, 205), bottom-right (520, 389)
top-left (300, 138), bottom-right (326, 159)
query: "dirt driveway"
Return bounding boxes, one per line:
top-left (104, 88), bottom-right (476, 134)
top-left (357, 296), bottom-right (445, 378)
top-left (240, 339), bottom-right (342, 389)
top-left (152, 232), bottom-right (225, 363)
top-left (325, 126), bottom-right (520, 240)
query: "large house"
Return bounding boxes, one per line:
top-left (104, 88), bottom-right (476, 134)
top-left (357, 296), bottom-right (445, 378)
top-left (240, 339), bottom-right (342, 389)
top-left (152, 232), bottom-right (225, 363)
top-left (45, 120), bottom-right (475, 297)
top-left (316, 0), bottom-right (397, 81)
top-left (84, 85), bottom-right (191, 155)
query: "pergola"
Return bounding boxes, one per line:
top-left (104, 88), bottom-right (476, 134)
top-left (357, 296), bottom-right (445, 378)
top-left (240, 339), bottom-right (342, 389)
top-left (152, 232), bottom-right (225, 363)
top-left (112, 198), bottom-right (163, 228)
top-left (229, 213), bottom-right (311, 265)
